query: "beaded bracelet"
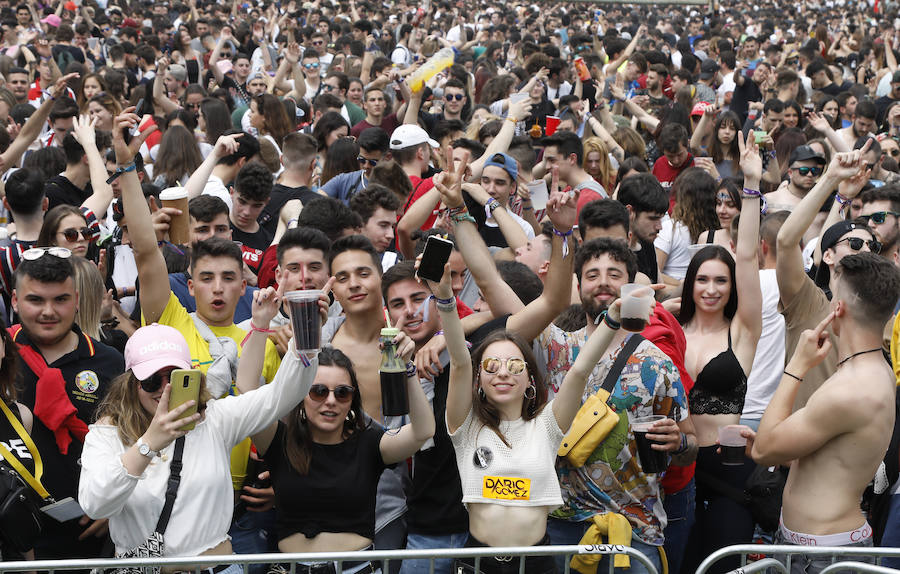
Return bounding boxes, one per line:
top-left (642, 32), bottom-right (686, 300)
top-left (406, 361), bottom-right (417, 378)
top-left (450, 212), bottom-right (476, 224)
top-left (742, 187), bottom-right (768, 214)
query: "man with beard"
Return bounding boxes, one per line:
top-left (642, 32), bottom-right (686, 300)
top-left (838, 100), bottom-right (878, 149)
top-left (766, 145), bottom-right (827, 212)
top-left (541, 238), bottom-right (695, 574)
top-left (646, 64), bottom-right (670, 116)
top-left (859, 186), bottom-right (900, 262)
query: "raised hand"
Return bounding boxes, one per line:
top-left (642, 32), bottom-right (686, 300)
top-left (433, 148), bottom-right (468, 209)
top-left (806, 111), bottom-right (831, 133)
top-left (112, 107), bottom-right (141, 164)
top-left (71, 114), bottom-right (97, 149)
top-left (142, 384), bottom-right (201, 452)
top-left (50, 72), bottom-right (80, 99)
top-left (415, 256), bottom-right (453, 301)
top-left (546, 171), bottom-right (577, 232)
top-left (737, 130), bottom-right (763, 183)
top-left (828, 138), bottom-right (872, 181)
top-left (251, 286), bottom-right (281, 329)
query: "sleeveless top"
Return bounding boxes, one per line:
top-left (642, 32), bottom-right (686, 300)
top-left (688, 329), bottom-right (747, 415)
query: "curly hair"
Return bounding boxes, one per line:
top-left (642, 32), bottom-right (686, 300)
top-left (671, 167), bottom-right (720, 242)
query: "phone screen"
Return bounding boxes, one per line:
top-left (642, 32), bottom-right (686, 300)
top-left (418, 236), bottom-right (454, 283)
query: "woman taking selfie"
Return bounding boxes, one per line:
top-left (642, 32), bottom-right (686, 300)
top-left (78, 289), bottom-right (318, 566)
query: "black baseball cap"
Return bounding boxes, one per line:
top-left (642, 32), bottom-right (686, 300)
top-left (789, 145), bottom-right (826, 167)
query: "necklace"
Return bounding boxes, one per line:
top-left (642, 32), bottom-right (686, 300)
top-left (836, 348), bottom-right (883, 369)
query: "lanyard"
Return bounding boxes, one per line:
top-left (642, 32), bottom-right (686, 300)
top-left (0, 400), bottom-right (50, 500)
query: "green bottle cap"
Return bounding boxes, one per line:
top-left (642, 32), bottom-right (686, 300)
top-left (380, 327), bottom-right (400, 338)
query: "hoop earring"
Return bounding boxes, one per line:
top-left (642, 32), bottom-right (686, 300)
top-left (478, 386), bottom-right (487, 401)
top-left (524, 384), bottom-right (536, 400)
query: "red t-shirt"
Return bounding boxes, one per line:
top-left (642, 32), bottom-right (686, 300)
top-left (652, 155), bottom-right (694, 213)
top-left (642, 302), bottom-right (696, 494)
top-left (350, 113), bottom-right (400, 139)
top-left (403, 175), bottom-right (438, 230)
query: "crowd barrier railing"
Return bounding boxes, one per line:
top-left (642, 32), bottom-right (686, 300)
top-left (820, 563), bottom-right (900, 574)
top-left (695, 544), bottom-right (900, 574)
top-left (0, 544), bottom-right (659, 574)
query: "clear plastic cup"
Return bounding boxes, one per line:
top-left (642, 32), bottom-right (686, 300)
top-left (526, 179), bottom-right (549, 210)
top-left (284, 290), bottom-right (322, 355)
top-left (718, 424), bottom-right (750, 465)
top-left (631, 415), bottom-right (668, 473)
top-left (620, 283), bottom-right (654, 332)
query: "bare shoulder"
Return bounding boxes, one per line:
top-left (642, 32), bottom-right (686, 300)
top-left (809, 365), bottom-right (894, 423)
top-left (13, 402), bottom-right (32, 435)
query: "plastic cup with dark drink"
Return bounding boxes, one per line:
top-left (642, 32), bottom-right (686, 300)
top-left (718, 424), bottom-right (750, 466)
top-left (620, 283), bottom-right (654, 332)
top-left (285, 290), bottom-right (322, 356)
top-left (631, 415), bottom-right (668, 473)
top-left (379, 327), bottom-right (409, 416)
top-left (159, 187), bottom-right (190, 246)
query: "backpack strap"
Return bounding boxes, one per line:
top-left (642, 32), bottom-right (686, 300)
top-left (600, 334), bottom-right (644, 398)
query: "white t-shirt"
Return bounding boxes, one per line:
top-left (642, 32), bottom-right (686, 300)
top-left (449, 403), bottom-right (564, 508)
top-left (741, 269), bottom-right (786, 420)
top-left (654, 215), bottom-right (693, 280)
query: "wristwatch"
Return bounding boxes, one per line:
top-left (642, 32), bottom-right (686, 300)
top-left (136, 437), bottom-right (160, 459)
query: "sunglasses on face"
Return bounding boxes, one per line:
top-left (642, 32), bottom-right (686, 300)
top-left (185, 102), bottom-right (201, 110)
top-left (22, 247), bottom-right (72, 261)
top-left (312, 40), bottom-right (324, 45)
top-left (307, 383), bottom-right (355, 403)
top-left (445, 93), bottom-right (464, 101)
top-left (835, 237), bottom-right (882, 253)
top-left (794, 166), bottom-right (824, 176)
top-left (861, 211), bottom-right (900, 225)
top-left (303, 62), bottom-right (320, 69)
top-left (139, 369), bottom-right (172, 393)
top-left (357, 156), bottom-right (379, 167)
top-left (481, 357), bottom-right (527, 375)
top-left (60, 227), bottom-right (97, 243)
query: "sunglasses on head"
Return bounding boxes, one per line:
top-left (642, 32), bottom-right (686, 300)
top-left (834, 237), bottom-right (882, 253)
top-left (22, 247), bottom-right (72, 261)
top-left (794, 166), bottom-right (824, 176)
top-left (357, 156), bottom-right (379, 167)
top-left (481, 357), bottom-right (527, 375)
top-left (139, 369), bottom-right (172, 393)
top-left (307, 383), bottom-right (355, 403)
top-left (60, 227), bottom-right (98, 243)
top-left (445, 93), bottom-right (464, 101)
top-left (861, 211), bottom-right (900, 225)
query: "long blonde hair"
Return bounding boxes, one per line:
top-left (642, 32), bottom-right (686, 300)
top-left (72, 257), bottom-right (103, 340)
top-left (96, 370), bottom-right (211, 446)
top-left (582, 137), bottom-right (614, 191)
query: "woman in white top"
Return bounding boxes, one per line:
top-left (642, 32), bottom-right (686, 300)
top-left (78, 292), bottom-right (315, 569)
top-left (655, 167), bottom-right (720, 284)
top-left (428, 164), bottom-right (634, 573)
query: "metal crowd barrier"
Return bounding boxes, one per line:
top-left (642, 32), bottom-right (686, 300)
top-left (695, 544), bottom-right (900, 574)
top-left (0, 545), bottom-right (659, 574)
top-left (820, 563), bottom-right (900, 573)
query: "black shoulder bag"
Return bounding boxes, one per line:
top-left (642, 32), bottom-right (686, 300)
top-left (114, 437), bottom-right (187, 574)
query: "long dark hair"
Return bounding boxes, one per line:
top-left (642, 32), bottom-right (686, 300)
top-left (200, 97), bottom-right (232, 144)
top-left (679, 245), bottom-right (738, 326)
top-left (0, 316), bottom-right (19, 404)
top-left (254, 93), bottom-right (292, 148)
top-left (709, 111), bottom-right (740, 174)
top-left (671, 167), bottom-right (720, 242)
top-left (283, 347), bottom-right (367, 475)
top-left (37, 205), bottom-right (86, 248)
top-left (470, 330), bottom-right (547, 447)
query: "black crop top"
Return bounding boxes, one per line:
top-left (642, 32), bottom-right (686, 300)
top-left (267, 422), bottom-right (387, 541)
top-left (688, 329), bottom-right (747, 415)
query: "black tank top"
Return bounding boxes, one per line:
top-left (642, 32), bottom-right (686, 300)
top-left (688, 329), bottom-right (747, 415)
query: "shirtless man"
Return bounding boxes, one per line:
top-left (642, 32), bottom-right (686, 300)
top-left (752, 252), bottom-right (900, 573)
top-left (765, 145), bottom-right (826, 213)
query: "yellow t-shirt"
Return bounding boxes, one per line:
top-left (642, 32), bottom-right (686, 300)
top-left (145, 292), bottom-right (282, 488)
top-left (891, 311), bottom-right (900, 385)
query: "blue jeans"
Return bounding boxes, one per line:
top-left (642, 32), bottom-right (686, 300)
top-left (399, 532), bottom-right (469, 574)
top-left (546, 518), bottom-right (662, 574)
top-left (880, 494), bottom-right (900, 568)
top-left (663, 479), bottom-right (696, 574)
top-left (739, 417), bottom-right (760, 432)
top-left (230, 508), bottom-right (277, 574)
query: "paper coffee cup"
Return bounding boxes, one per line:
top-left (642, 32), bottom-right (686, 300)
top-left (159, 187), bottom-right (190, 246)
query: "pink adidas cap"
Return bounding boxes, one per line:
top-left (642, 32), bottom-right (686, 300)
top-left (124, 324), bottom-right (192, 380)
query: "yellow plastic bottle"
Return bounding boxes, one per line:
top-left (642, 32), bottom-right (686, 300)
top-left (407, 47), bottom-right (455, 93)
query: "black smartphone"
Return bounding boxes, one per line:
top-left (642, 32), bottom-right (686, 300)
top-left (417, 235), bottom-right (454, 283)
top-left (134, 97), bottom-right (146, 117)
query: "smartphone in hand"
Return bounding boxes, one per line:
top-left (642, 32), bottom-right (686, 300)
top-left (417, 235), bottom-right (454, 283)
top-left (169, 369), bottom-right (201, 431)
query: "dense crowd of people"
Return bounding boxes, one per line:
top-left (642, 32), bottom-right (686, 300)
top-left (1, 0), bottom-right (900, 573)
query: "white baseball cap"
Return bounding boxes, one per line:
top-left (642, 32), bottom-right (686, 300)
top-left (390, 124), bottom-right (439, 150)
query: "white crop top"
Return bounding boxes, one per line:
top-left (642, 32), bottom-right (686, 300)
top-left (448, 401), bottom-right (564, 508)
